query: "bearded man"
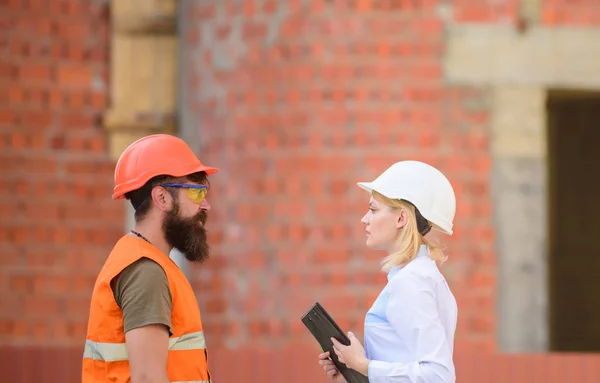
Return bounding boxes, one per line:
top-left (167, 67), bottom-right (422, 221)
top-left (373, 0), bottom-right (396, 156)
top-left (82, 134), bottom-right (219, 383)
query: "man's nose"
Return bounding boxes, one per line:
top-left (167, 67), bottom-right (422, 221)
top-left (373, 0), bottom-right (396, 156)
top-left (200, 199), bottom-right (211, 211)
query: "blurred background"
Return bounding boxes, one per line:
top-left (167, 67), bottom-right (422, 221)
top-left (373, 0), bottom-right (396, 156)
top-left (2, 0), bottom-right (600, 382)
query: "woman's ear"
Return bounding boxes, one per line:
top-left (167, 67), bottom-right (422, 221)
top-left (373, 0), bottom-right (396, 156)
top-left (396, 209), bottom-right (408, 229)
top-left (150, 186), bottom-right (172, 212)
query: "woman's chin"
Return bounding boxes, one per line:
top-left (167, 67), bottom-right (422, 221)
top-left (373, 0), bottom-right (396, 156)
top-left (366, 238), bottom-right (390, 252)
top-left (365, 238), bottom-right (378, 249)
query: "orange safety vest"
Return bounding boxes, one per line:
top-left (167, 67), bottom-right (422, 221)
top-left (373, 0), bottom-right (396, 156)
top-left (82, 235), bottom-right (211, 382)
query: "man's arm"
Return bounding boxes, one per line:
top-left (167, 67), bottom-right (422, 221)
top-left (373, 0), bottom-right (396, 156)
top-left (111, 257), bottom-right (173, 383)
top-left (125, 324), bottom-right (171, 383)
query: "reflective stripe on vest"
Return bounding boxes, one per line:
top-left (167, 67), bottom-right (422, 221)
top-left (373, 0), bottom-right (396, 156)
top-left (83, 331), bottom-right (206, 362)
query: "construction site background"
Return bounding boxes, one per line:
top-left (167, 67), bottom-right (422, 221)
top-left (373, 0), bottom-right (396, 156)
top-left (2, 0), bottom-right (600, 382)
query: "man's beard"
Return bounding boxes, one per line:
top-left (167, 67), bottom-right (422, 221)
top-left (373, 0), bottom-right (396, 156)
top-left (162, 200), bottom-right (210, 263)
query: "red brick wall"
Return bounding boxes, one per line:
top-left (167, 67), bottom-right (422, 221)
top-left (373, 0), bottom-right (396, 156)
top-left (0, 0), bottom-right (122, 348)
top-left (185, 0), bottom-right (495, 352)
top-left (3, 0), bottom-right (600, 382)
top-left (181, 0), bottom-right (600, 382)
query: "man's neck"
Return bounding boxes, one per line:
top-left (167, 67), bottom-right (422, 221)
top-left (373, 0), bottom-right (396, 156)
top-left (131, 224), bottom-right (173, 257)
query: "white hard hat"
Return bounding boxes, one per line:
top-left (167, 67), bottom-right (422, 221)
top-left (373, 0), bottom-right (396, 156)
top-left (357, 161), bottom-right (456, 235)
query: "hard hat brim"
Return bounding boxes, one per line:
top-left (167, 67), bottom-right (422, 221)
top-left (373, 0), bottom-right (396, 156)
top-left (356, 181), bottom-right (378, 196)
top-left (112, 163), bottom-right (219, 200)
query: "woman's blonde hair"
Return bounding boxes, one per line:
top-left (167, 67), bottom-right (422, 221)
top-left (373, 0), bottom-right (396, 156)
top-left (372, 191), bottom-right (447, 272)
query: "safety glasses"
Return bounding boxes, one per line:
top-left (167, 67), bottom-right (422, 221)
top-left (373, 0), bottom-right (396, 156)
top-left (161, 183), bottom-right (208, 204)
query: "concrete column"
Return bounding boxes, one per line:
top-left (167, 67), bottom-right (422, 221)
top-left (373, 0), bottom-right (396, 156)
top-left (491, 86), bottom-right (548, 352)
top-left (107, 0), bottom-right (189, 278)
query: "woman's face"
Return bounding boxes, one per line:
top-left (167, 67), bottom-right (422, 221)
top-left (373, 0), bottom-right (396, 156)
top-left (361, 196), bottom-right (406, 251)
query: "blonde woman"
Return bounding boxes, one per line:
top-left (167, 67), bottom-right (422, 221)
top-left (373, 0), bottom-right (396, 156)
top-left (318, 161), bottom-right (458, 383)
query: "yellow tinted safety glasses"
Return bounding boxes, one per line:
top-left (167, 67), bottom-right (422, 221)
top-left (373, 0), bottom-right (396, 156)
top-left (161, 183), bottom-right (208, 204)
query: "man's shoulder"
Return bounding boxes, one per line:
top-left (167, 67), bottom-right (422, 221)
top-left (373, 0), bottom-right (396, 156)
top-left (111, 257), bottom-right (170, 304)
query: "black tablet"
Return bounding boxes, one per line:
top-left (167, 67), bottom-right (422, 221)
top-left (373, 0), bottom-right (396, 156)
top-left (301, 302), bottom-right (369, 383)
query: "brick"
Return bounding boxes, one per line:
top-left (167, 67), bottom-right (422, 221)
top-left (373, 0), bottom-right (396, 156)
top-left (328, 271), bottom-right (349, 287)
top-left (89, 92), bottom-right (107, 109)
top-left (65, 43), bottom-right (90, 61)
top-left (56, 65), bottom-right (92, 87)
top-left (243, 22), bottom-right (268, 39)
top-left (63, 297), bottom-right (92, 319)
top-left (59, 112), bottom-right (95, 129)
top-left (9, 274), bottom-right (34, 294)
top-left (0, 108), bottom-right (17, 125)
top-left (66, 90), bottom-right (89, 109)
top-left (57, 20), bottom-right (92, 40)
top-left (20, 110), bottom-right (53, 128)
top-left (18, 64), bottom-right (52, 81)
top-left (23, 296), bottom-right (61, 317)
top-left (0, 60), bottom-right (15, 78)
top-left (64, 159), bottom-right (113, 175)
top-left (0, 247), bottom-right (21, 268)
top-left (468, 270), bottom-right (496, 289)
top-left (22, 202), bottom-right (61, 221)
top-left (314, 249), bottom-right (351, 264)
top-left (18, 16), bottom-right (55, 35)
top-left (287, 224), bottom-right (310, 243)
top-left (26, 88), bottom-right (49, 106)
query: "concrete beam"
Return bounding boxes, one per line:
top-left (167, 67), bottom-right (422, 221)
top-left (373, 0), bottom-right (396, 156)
top-left (445, 25), bottom-right (600, 89)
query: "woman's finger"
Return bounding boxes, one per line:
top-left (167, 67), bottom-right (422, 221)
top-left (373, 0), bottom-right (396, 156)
top-left (318, 351), bottom-right (330, 360)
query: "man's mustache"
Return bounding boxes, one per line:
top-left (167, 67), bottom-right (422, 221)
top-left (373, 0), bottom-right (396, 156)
top-left (196, 210), bottom-right (208, 226)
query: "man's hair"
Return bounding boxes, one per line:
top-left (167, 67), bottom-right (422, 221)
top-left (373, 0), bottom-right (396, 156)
top-left (124, 171), bottom-right (208, 222)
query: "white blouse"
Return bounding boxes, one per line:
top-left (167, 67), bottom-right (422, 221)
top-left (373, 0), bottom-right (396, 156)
top-left (363, 245), bottom-right (458, 383)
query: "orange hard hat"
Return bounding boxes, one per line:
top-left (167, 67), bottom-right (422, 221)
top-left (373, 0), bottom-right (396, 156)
top-left (112, 134), bottom-right (219, 200)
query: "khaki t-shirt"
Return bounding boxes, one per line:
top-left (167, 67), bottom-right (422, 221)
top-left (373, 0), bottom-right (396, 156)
top-left (110, 257), bottom-right (173, 335)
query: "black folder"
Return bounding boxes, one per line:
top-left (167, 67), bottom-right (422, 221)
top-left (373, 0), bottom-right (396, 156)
top-left (301, 302), bottom-right (370, 383)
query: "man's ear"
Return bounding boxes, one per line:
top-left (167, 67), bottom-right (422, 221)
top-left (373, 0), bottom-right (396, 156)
top-left (396, 209), bottom-right (408, 229)
top-left (150, 186), bottom-right (172, 212)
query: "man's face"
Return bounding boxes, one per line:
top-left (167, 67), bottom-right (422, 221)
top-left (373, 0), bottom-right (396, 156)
top-left (162, 188), bottom-right (211, 263)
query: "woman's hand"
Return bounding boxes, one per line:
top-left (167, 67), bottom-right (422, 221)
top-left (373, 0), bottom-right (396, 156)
top-left (318, 351), bottom-right (347, 382)
top-left (331, 332), bottom-right (371, 376)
